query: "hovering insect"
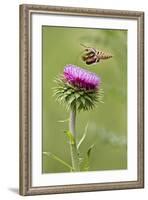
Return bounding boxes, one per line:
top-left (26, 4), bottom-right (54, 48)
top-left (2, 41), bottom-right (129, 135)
top-left (80, 43), bottom-right (113, 65)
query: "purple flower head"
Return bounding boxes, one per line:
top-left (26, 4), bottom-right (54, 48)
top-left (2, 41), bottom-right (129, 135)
top-left (64, 64), bottom-right (101, 90)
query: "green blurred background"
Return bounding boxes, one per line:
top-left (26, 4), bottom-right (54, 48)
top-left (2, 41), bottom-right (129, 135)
top-left (42, 26), bottom-right (127, 173)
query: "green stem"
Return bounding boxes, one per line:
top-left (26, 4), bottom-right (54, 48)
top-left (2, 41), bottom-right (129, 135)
top-left (69, 110), bottom-right (76, 139)
top-left (69, 109), bottom-right (80, 172)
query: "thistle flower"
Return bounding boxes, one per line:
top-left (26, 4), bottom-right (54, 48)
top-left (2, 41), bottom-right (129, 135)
top-left (64, 65), bottom-right (100, 90)
top-left (53, 64), bottom-right (102, 111)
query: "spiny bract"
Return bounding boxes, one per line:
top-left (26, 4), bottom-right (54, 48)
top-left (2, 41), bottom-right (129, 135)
top-left (53, 65), bottom-right (103, 111)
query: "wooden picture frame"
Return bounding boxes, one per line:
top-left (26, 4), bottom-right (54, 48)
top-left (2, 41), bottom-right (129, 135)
top-left (19, 4), bottom-right (144, 196)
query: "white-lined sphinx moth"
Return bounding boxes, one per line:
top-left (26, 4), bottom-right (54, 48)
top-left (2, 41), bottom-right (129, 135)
top-left (81, 44), bottom-right (113, 65)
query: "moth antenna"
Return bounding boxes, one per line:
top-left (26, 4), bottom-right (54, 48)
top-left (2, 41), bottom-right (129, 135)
top-left (80, 43), bottom-right (89, 48)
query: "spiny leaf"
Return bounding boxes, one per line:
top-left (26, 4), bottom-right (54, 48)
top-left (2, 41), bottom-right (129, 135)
top-left (43, 151), bottom-right (72, 170)
top-left (64, 130), bottom-right (75, 145)
top-left (57, 118), bottom-right (69, 123)
top-left (87, 144), bottom-right (95, 157)
top-left (77, 123), bottom-right (88, 150)
top-left (79, 144), bottom-right (95, 171)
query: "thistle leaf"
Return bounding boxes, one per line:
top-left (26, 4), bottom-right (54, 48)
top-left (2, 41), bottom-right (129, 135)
top-left (80, 144), bottom-right (95, 171)
top-left (43, 151), bottom-right (72, 170)
top-left (64, 130), bottom-right (75, 145)
top-left (57, 118), bottom-right (69, 123)
top-left (77, 123), bottom-right (88, 150)
top-left (87, 144), bottom-right (95, 157)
